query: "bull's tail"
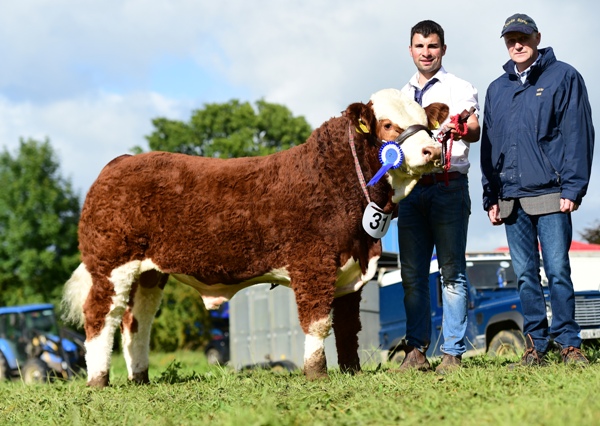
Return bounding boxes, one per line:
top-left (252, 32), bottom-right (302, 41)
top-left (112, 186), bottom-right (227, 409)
top-left (61, 262), bottom-right (93, 327)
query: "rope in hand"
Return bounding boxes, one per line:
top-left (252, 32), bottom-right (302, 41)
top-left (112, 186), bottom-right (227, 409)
top-left (438, 112), bottom-right (469, 185)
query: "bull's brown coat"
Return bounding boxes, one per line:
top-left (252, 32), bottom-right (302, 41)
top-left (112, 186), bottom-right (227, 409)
top-left (63, 94), bottom-right (448, 387)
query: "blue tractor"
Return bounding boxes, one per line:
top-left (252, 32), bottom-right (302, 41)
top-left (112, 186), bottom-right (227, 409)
top-left (0, 304), bottom-right (86, 383)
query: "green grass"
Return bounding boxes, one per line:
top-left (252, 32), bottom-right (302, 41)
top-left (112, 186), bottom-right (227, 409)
top-left (1, 347), bottom-right (600, 426)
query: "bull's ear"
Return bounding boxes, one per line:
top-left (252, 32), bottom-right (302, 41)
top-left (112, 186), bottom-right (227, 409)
top-left (344, 101), bottom-right (375, 134)
top-left (424, 102), bottom-right (450, 130)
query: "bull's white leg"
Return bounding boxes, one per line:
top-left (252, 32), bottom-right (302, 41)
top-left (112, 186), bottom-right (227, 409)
top-left (303, 314), bottom-right (333, 380)
top-left (121, 283), bottom-right (163, 383)
top-left (85, 262), bottom-right (138, 387)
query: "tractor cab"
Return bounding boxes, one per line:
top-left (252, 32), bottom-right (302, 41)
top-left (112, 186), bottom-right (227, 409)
top-left (0, 304), bottom-right (85, 383)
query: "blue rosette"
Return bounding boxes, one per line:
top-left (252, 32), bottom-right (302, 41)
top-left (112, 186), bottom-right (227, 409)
top-left (367, 141), bottom-right (404, 186)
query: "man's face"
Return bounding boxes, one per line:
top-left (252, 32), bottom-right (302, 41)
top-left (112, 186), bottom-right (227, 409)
top-left (503, 31), bottom-right (541, 71)
top-left (409, 33), bottom-right (446, 78)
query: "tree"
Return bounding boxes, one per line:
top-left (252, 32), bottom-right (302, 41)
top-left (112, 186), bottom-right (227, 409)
top-left (137, 99), bottom-right (312, 157)
top-left (0, 138), bottom-right (81, 307)
top-left (580, 221), bottom-right (600, 245)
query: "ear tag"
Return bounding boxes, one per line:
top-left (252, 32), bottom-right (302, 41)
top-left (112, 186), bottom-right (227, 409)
top-left (367, 142), bottom-right (404, 186)
top-left (358, 121), bottom-right (369, 134)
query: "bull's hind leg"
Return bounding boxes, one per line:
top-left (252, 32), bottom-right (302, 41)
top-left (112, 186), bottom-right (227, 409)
top-left (121, 270), bottom-right (167, 384)
top-left (84, 263), bottom-right (138, 387)
top-left (291, 264), bottom-right (337, 380)
top-left (332, 289), bottom-right (362, 374)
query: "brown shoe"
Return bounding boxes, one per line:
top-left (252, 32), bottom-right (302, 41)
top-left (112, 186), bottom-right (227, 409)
top-left (561, 346), bottom-right (589, 367)
top-left (509, 334), bottom-right (546, 368)
top-left (397, 346), bottom-right (431, 372)
top-left (435, 353), bottom-right (462, 375)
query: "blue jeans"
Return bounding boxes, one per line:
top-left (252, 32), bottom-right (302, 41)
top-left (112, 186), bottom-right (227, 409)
top-left (504, 203), bottom-right (580, 352)
top-left (397, 174), bottom-right (470, 356)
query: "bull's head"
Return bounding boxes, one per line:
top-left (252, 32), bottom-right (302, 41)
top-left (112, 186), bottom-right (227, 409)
top-left (347, 88), bottom-right (449, 202)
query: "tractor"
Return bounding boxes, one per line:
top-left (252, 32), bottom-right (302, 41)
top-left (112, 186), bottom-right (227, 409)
top-left (0, 303), bottom-right (86, 383)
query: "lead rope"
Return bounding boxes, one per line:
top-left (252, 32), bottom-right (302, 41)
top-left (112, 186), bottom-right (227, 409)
top-left (439, 112), bottom-right (469, 185)
top-left (348, 125), bottom-right (371, 203)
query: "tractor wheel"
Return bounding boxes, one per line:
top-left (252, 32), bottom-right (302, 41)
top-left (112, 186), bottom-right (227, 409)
top-left (22, 359), bottom-right (50, 384)
top-left (0, 353), bottom-right (9, 380)
top-left (488, 330), bottom-right (526, 358)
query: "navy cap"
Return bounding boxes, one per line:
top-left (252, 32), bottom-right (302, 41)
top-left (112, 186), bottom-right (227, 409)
top-left (500, 13), bottom-right (538, 37)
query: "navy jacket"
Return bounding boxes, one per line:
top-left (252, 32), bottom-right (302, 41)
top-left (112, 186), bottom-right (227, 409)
top-left (481, 47), bottom-right (595, 211)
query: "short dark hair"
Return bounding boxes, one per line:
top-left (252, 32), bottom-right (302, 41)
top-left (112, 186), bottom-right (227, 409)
top-left (410, 20), bottom-right (445, 46)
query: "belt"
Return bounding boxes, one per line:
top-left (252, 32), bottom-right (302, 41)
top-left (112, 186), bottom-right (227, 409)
top-left (417, 171), bottom-right (463, 186)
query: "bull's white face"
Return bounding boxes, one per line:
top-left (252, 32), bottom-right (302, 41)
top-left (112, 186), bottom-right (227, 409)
top-left (376, 119), bottom-right (442, 170)
top-left (376, 118), bottom-right (442, 202)
top-left (370, 88), bottom-right (445, 202)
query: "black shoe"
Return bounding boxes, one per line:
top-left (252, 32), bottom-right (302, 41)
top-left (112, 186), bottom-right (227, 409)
top-left (561, 346), bottom-right (589, 367)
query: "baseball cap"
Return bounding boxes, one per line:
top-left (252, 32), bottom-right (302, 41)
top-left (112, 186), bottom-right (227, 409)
top-left (500, 13), bottom-right (538, 37)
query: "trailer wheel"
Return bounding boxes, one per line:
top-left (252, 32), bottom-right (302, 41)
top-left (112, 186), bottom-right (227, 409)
top-left (22, 359), bottom-right (50, 384)
top-left (0, 353), bottom-right (9, 380)
top-left (488, 330), bottom-right (526, 358)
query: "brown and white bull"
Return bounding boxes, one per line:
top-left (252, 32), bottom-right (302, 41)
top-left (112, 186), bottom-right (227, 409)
top-left (62, 88), bottom-right (448, 387)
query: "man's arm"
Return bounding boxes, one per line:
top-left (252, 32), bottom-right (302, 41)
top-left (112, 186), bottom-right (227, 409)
top-left (445, 110), bottom-right (480, 142)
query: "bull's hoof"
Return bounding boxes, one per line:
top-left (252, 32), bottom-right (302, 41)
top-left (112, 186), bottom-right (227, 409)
top-left (304, 356), bottom-right (328, 380)
top-left (304, 368), bottom-right (329, 380)
top-left (87, 372), bottom-right (110, 388)
top-left (339, 362), bottom-right (361, 375)
top-left (130, 370), bottom-right (150, 384)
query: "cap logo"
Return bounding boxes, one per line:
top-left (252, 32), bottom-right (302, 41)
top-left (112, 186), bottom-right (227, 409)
top-left (504, 17), bottom-right (531, 28)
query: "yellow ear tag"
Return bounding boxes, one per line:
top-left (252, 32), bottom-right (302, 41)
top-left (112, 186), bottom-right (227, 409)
top-left (358, 122), bottom-right (369, 134)
top-left (431, 120), bottom-right (440, 130)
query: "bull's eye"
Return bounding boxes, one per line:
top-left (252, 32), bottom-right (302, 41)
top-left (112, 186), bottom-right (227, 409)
top-left (384, 123), bottom-right (392, 130)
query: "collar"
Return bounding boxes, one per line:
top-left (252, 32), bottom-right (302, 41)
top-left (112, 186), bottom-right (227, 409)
top-left (514, 51), bottom-right (542, 83)
top-left (409, 66), bottom-right (448, 90)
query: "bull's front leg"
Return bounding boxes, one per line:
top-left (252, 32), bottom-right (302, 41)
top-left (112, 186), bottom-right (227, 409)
top-left (291, 267), bottom-right (336, 380)
top-left (332, 289), bottom-right (362, 374)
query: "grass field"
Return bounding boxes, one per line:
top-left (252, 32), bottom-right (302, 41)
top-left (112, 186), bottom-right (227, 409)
top-left (1, 347), bottom-right (600, 426)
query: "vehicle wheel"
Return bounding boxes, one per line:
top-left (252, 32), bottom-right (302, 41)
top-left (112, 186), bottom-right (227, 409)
top-left (488, 330), bottom-right (526, 358)
top-left (22, 359), bottom-right (50, 384)
top-left (206, 347), bottom-right (224, 365)
top-left (0, 353), bottom-right (9, 380)
top-left (269, 360), bottom-right (298, 373)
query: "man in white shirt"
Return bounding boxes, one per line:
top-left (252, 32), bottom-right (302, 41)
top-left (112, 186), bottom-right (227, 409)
top-left (396, 20), bottom-right (480, 374)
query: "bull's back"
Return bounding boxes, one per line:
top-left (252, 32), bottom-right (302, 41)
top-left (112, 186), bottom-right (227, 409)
top-left (78, 150), bottom-right (322, 273)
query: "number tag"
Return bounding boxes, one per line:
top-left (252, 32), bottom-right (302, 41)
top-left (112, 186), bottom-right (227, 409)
top-left (362, 202), bottom-right (392, 239)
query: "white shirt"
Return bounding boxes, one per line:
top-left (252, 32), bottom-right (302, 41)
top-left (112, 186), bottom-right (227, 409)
top-left (401, 66), bottom-right (480, 174)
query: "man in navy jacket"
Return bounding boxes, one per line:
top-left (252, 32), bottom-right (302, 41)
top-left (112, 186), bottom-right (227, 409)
top-left (481, 13), bottom-right (595, 366)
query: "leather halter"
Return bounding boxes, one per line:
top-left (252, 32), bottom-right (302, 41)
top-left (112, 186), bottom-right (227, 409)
top-left (393, 124), bottom-right (433, 145)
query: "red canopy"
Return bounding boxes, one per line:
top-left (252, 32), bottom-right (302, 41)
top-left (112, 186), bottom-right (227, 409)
top-left (495, 240), bottom-right (600, 252)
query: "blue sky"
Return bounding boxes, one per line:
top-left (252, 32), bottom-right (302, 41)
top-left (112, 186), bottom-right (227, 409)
top-left (1, 0), bottom-right (598, 251)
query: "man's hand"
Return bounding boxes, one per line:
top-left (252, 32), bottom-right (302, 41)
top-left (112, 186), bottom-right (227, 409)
top-left (487, 204), bottom-right (503, 226)
top-left (560, 198), bottom-right (579, 213)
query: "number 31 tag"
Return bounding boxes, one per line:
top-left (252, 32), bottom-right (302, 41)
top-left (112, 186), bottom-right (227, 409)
top-left (362, 202), bottom-right (392, 239)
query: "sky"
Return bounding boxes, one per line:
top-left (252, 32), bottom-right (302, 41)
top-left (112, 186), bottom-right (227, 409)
top-left (1, 0), bottom-right (599, 252)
